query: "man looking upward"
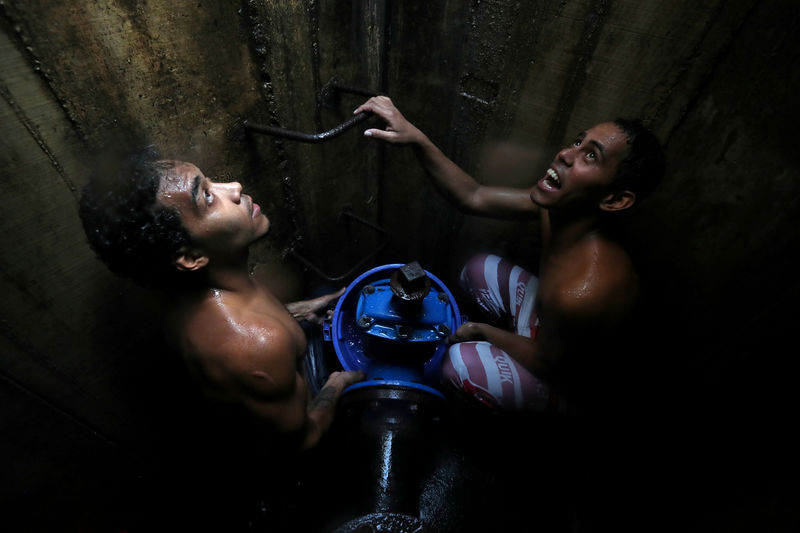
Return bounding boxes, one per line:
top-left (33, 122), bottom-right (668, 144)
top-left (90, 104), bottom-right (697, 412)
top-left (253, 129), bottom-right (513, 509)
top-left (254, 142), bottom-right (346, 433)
top-left (355, 96), bottom-right (664, 412)
top-left (79, 148), bottom-right (364, 450)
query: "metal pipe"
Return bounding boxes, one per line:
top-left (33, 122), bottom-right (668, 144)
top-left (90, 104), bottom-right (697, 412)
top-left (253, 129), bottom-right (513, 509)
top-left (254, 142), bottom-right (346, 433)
top-left (244, 79), bottom-right (380, 142)
top-left (243, 111), bottom-right (373, 143)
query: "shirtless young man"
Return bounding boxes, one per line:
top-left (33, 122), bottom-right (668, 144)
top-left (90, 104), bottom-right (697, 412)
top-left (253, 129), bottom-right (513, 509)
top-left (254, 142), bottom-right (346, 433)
top-left (354, 97), bottom-right (664, 412)
top-left (79, 148), bottom-right (364, 450)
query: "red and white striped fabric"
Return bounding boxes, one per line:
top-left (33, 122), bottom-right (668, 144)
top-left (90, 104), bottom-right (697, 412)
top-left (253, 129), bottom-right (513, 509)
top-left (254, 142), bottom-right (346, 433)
top-left (458, 254), bottom-right (539, 338)
top-left (442, 254), bottom-right (550, 410)
top-left (442, 341), bottom-right (550, 410)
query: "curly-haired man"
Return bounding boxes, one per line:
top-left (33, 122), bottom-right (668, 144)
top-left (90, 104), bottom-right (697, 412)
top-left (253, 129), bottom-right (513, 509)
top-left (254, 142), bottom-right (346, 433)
top-left (80, 148), bottom-right (364, 450)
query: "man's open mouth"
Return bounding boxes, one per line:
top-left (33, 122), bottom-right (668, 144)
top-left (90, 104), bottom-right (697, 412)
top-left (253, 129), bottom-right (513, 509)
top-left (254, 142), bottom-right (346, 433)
top-left (540, 167), bottom-right (562, 191)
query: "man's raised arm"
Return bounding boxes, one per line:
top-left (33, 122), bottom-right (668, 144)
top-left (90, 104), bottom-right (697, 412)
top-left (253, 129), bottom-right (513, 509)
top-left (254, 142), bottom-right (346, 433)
top-left (355, 96), bottom-right (539, 219)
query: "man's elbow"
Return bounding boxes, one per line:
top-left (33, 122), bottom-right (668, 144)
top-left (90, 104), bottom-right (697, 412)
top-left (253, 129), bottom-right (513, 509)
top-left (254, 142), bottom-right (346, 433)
top-left (267, 403), bottom-right (329, 451)
top-left (460, 190), bottom-right (490, 216)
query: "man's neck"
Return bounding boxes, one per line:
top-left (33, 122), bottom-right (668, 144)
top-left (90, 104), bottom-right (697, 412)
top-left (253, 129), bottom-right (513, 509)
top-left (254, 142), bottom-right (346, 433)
top-left (201, 251), bottom-right (256, 293)
top-left (547, 211), bottom-right (605, 250)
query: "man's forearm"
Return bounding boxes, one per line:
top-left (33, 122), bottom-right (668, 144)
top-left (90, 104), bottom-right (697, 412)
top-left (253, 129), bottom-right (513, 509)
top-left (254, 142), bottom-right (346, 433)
top-left (357, 96), bottom-right (535, 217)
top-left (308, 382), bottom-right (338, 413)
top-left (477, 323), bottom-right (547, 376)
top-left (285, 287), bottom-right (344, 323)
top-left (412, 135), bottom-right (481, 212)
top-left (299, 370), bottom-right (363, 450)
top-left (300, 383), bottom-right (341, 450)
top-left (284, 300), bottom-right (311, 322)
top-left (411, 135), bottom-right (540, 219)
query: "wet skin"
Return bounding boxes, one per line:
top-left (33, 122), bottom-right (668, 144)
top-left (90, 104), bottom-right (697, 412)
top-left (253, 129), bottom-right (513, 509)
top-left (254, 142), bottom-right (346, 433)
top-left (529, 123), bottom-right (639, 378)
top-left (157, 161), bottom-right (363, 450)
top-left (356, 96), bottom-right (640, 392)
top-left (157, 161), bottom-right (270, 258)
top-left (531, 122), bottom-right (631, 213)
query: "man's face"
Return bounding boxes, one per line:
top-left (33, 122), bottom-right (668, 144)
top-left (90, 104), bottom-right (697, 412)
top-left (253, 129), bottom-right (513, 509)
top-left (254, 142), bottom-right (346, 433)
top-left (157, 161), bottom-right (270, 255)
top-left (530, 122), bottom-right (630, 211)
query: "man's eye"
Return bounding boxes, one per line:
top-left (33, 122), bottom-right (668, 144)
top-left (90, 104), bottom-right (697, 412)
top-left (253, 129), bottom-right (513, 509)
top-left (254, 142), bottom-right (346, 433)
top-left (586, 152), bottom-right (596, 160)
top-left (204, 190), bottom-right (214, 204)
top-left (573, 139), bottom-right (581, 147)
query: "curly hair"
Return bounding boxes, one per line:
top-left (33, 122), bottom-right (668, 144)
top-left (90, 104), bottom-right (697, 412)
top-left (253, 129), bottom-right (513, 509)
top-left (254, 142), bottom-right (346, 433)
top-left (612, 118), bottom-right (666, 203)
top-left (78, 147), bottom-right (192, 288)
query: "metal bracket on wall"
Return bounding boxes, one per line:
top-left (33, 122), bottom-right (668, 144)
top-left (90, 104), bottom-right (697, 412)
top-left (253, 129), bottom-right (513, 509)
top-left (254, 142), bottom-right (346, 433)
top-left (243, 79), bottom-right (381, 143)
top-left (289, 209), bottom-right (391, 283)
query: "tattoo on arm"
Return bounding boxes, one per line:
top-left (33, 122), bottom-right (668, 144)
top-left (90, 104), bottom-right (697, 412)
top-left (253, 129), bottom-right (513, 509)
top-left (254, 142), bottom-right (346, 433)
top-left (308, 385), bottom-right (337, 412)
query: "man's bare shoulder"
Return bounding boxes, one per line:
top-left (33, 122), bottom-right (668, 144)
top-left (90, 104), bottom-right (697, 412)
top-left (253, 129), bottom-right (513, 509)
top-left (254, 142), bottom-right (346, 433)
top-left (172, 293), bottom-right (299, 398)
top-left (549, 236), bottom-right (639, 323)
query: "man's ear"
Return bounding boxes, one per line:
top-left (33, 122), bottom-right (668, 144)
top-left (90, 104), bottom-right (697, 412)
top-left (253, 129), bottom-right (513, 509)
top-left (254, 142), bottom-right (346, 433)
top-left (173, 247), bottom-right (209, 271)
top-left (599, 190), bottom-right (636, 212)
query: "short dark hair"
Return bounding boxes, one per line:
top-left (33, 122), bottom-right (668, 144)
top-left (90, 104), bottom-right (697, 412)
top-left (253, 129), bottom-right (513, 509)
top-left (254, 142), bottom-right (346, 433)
top-left (78, 147), bottom-right (190, 288)
top-left (612, 118), bottom-right (666, 203)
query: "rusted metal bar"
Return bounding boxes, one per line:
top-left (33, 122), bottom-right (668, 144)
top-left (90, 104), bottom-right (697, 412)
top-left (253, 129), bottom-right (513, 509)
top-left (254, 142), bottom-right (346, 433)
top-left (244, 80), bottom-right (381, 143)
top-left (289, 209), bottom-right (391, 282)
top-left (243, 112), bottom-right (372, 143)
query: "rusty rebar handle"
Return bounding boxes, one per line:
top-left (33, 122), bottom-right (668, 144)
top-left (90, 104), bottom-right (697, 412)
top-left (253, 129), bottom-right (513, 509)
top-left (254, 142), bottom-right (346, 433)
top-left (243, 111), bottom-right (372, 143)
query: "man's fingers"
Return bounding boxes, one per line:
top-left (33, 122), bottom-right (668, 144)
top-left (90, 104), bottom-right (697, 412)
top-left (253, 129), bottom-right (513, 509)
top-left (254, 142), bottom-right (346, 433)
top-left (354, 95), bottom-right (393, 116)
top-left (347, 370), bottom-right (367, 384)
top-left (364, 128), bottom-right (399, 141)
top-left (353, 102), bottom-right (380, 116)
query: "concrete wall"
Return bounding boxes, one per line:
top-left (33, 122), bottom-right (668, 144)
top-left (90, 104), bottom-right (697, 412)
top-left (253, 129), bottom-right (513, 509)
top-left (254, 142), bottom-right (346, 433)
top-left (1, 0), bottom-right (798, 529)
